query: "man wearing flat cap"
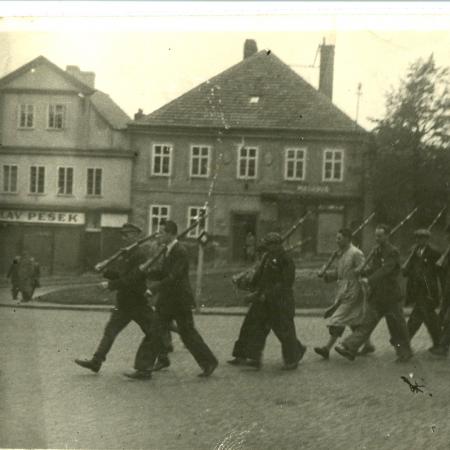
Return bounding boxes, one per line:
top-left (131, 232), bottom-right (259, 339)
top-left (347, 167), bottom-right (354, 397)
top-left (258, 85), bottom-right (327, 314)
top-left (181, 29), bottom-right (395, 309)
top-left (403, 227), bottom-right (442, 350)
top-left (229, 232), bottom-right (306, 370)
top-left (75, 222), bottom-right (165, 378)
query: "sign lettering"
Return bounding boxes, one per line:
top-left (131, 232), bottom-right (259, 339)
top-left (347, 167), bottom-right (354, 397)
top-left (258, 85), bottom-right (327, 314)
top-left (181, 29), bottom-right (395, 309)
top-left (0, 209), bottom-right (85, 225)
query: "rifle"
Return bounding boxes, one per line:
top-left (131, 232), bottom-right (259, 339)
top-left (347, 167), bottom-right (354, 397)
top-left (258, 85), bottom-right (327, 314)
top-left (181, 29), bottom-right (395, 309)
top-left (317, 212), bottom-right (375, 278)
top-left (231, 212), bottom-right (312, 291)
top-left (282, 211), bottom-right (312, 242)
top-left (402, 206), bottom-right (447, 272)
top-left (358, 206), bottom-right (419, 274)
top-left (138, 208), bottom-right (210, 273)
top-left (94, 231), bottom-right (159, 272)
top-left (232, 237), bottom-right (312, 291)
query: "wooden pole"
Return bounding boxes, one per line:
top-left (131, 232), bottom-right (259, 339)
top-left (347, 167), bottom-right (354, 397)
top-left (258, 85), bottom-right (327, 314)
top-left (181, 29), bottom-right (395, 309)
top-left (195, 243), bottom-right (204, 311)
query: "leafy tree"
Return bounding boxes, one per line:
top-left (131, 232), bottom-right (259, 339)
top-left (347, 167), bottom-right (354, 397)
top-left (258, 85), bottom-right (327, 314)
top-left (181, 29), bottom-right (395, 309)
top-left (370, 54), bottom-right (450, 225)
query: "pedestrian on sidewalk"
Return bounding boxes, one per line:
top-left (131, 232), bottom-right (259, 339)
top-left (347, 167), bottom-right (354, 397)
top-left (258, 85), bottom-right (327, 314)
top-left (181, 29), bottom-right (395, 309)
top-left (6, 255), bottom-right (21, 301)
top-left (126, 220), bottom-right (218, 379)
top-left (335, 224), bottom-right (413, 363)
top-left (13, 251), bottom-right (35, 303)
top-left (75, 223), bottom-right (168, 378)
top-left (314, 228), bottom-right (375, 360)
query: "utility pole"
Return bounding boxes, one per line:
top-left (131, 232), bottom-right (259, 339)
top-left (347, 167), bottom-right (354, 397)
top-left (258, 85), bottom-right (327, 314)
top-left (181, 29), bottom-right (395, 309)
top-left (355, 82), bottom-right (362, 126)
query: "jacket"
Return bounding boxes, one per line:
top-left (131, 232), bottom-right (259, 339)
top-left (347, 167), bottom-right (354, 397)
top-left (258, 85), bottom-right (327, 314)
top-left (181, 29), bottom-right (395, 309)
top-left (147, 242), bottom-right (195, 314)
top-left (403, 244), bottom-right (441, 307)
top-left (363, 242), bottom-right (402, 304)
top-left (104, 246), bottom-right (148, 310)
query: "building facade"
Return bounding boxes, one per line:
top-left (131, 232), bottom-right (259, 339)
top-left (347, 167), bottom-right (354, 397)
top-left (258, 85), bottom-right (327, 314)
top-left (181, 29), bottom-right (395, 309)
top-left (0, 56), bottom-right (132, 275)
top-left (129, 40), bottom-right (372, 262)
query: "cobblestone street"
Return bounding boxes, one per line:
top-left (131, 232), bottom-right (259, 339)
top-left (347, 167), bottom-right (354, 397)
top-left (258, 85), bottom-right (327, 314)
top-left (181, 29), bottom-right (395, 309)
top-left (1, 307), bottom-right (450, 449)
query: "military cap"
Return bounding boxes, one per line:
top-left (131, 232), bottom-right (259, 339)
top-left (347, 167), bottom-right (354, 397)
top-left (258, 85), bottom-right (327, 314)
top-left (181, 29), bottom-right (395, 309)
top-left (414, 228), bottom-right (431, 237)
top-left (121, 222), bottom-right (142, 234)
top-left (262, 232), bottom-right (282, 246)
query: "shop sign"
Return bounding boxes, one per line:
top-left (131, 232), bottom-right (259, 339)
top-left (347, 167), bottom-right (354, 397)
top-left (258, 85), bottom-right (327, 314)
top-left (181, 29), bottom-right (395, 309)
top-left (296, 185), bottom-right (330, 194)
top-left (0, 209), bottom-right (85, 225)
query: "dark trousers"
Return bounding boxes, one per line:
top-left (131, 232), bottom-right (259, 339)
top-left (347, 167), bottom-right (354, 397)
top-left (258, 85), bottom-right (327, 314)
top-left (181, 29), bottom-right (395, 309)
top-left (143, 310), bottom-right (217, 371)
top-left (407, 297), bottom-right (441, 346)
top-left (93, 305), bottom-right (166, 371)
top-left (232, 301), bottom-right (269, 360)
top-left (342, 299), bottom-right (411, 357)
top-left (11, 285), bottom-right (20, 300)
top-left (237, 297), bottom-right (304, 365)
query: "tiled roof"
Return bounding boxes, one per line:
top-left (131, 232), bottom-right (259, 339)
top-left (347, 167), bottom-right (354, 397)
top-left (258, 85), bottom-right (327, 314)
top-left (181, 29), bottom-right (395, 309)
top-left (135, 50), bottom-right (364, 133)
top-left (91, 91), bottom-right (130, 130)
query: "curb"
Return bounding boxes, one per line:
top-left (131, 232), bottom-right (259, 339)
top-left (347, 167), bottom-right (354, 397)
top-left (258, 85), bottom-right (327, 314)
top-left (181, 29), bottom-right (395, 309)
top-left (0, 301), bottom-right (326, 317)
top-left (0, 301), bottom-right (414, 318)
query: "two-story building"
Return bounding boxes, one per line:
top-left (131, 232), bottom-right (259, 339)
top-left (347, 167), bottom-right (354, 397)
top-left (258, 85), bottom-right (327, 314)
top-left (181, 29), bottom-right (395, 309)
top-left (129, 39), bottom-right (371, 262)
top-left (0, 56), bottom-right (132, 275)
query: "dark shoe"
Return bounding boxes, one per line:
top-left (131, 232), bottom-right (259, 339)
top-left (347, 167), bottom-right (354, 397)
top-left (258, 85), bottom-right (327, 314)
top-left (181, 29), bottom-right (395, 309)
top-left (335, 345), bottom-right (356, 361)
top-left (429, 346), bottom-right (448, 357)
top-left (298, 344), bottom-right (307, 363)
top-left (123, 370), bottom-right (152, 380)
top-left (152, 358), bottom-right (170, 371)
top-left (198, 361), bottom-right (218, 378)
top-left (244, 359), bottom-right (262, 369)
top-left (74, 358), bottom-right (101, 373)
top-left (358, 343), bottom-right (376, 356)
top-left (227, 357), bottom-right (247, 366)
top-left (281, 362), bottom-right (298, 371)
top-left (314, 346), bottom-right (330, 360)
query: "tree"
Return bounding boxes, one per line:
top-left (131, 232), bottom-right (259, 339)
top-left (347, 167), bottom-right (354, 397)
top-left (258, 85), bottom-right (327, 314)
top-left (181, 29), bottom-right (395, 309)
top-left (371, 54), bottom-right (450, 225)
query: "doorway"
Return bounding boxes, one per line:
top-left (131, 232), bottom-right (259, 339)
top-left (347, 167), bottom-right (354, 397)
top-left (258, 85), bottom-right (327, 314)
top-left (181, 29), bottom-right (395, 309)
top-left (231, 213), bottom-right (257, 262)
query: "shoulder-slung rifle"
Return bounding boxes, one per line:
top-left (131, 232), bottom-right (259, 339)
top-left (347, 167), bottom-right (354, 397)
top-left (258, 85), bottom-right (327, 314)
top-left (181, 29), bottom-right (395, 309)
top-left (95, 231), bottom-right (159, 272)
top-left (402, 206), bottom-right (446, 272)
top-left (138, 208), bottom-right (211, 273)
top-left (317, 212), bottom-right (375, 278)
top-left (359, 206), bottom-right (419, 273)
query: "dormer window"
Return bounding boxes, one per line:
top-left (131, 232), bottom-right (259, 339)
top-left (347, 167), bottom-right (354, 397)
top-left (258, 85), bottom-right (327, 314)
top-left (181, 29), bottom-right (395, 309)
top-left (249, 96), bottom-right (260, 104)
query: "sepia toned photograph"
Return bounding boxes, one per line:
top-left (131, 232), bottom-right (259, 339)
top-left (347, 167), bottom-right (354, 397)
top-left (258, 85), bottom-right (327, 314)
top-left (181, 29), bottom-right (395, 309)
top-left (1, 2), bottom-right (450, 449)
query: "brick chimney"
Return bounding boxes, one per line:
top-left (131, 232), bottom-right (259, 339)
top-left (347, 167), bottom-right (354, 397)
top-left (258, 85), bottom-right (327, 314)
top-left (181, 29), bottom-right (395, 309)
top-left (66, 65), bottom-right (95, 89)
top-left (243, 39), bottom-right (258, 59)
top-left (134, 108), bottom-right (144, 120)
top-left (318, 38), bottom-right (335, 100)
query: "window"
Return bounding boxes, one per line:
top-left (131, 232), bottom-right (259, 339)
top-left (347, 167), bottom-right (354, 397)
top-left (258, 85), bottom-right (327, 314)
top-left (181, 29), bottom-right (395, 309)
top-left (87, 168), bottom-right (102, 196)
top-left (187, 206), bottom-right (208, 238)
top-left (149, 205), bottom-right (170, 234)
top-left (237, 147), bottom-right (258, 179)
top-left (190, 145), bottom-right (210, 178)
top-left (285, 148), bottom-right (306, 180)
top-left (152, 144), bottom-right (172, 176)
top-left (57, 167), bottom-right (74, 195)
top-left (249, 96), bottom-right (260, 104)
top-left (48, 104), bottom-right (66, 129)
top-left (2, 165), bottom-right (18, 193)
top-left (29, 166), bottom-right (45, 194)
top-left (18, 104), bottom-right (34, 128)
top-left (323, 149), bottom-right (344, 182)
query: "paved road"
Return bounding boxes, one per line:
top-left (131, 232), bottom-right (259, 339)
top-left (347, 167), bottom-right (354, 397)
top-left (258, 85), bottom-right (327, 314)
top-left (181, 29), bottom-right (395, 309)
top-left (1, 307), bottom-right (450, 450)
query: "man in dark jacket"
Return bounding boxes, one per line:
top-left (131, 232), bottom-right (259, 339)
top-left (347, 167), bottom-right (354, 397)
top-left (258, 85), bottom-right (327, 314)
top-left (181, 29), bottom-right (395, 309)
top-left (403, 229), bottom-right (441, 349)
top-left (429, 225), bottom-right (450, 357)
top-left (335, 224), bottom-right (413, 362)
top-left (75, 223), bottom-right (160, 378)
top-left (127, 220), bottom-right (218, 379)
top-left (232, 232), bottom-right (306, 370)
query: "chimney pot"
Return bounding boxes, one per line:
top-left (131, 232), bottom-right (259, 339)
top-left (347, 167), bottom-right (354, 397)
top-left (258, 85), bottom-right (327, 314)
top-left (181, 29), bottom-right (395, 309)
top-left (318, 41), bottom-right (335, 100)
top-left (243, 39), bottom-right (258, 59)
top-left (134, 108), bottom-right (144, 120)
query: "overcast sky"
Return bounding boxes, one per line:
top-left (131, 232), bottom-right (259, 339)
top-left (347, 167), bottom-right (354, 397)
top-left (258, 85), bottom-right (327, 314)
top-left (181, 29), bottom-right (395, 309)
top-left (0, 3), bottom-right (449, 131)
